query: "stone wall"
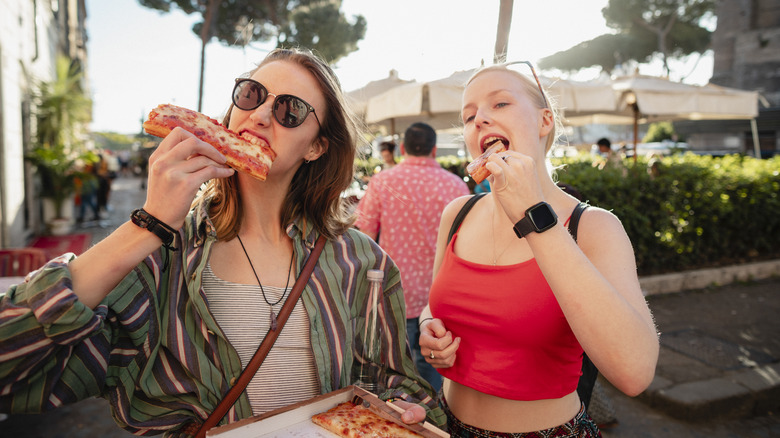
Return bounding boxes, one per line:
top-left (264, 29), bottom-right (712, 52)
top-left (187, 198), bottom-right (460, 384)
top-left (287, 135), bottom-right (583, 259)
top-left (711, 0), bottom-right (780, 107)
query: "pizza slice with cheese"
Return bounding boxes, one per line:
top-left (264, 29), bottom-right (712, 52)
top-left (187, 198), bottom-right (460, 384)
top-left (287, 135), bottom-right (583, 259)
top-left (466, 139), bottom-right (507, 184)
top-left (143, 103), bottom-right (276, 180)
top-left (311, 402), bottom-right (423, 438)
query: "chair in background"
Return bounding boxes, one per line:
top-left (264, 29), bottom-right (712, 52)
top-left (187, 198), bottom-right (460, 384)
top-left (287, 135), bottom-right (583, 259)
top-left (0, 248), bottom-right (48, 277)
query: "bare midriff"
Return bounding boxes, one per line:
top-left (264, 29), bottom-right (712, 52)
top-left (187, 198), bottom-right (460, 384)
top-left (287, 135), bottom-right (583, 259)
top-left (443, 379), bottom-right (582, 433)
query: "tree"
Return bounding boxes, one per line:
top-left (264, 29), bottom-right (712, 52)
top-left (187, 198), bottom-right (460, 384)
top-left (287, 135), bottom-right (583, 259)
top-left (643, 121), bottom-right (677, 143)
top-left (539, 0), bottom-right (715, 77)
top-left (137, 0), bottom-right (366, 111)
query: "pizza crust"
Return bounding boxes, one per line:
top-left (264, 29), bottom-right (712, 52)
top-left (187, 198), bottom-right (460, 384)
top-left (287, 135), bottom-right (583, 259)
top-left (466, 142), bottom-right (507, 184)
top-left (143, 103), bottom-right (275, 181)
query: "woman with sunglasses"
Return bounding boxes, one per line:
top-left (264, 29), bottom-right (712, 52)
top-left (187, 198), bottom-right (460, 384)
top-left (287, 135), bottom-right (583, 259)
top-left (417, 63), bottom-right (659, 437)
top-left (0, 48), bottom-right (444, 435)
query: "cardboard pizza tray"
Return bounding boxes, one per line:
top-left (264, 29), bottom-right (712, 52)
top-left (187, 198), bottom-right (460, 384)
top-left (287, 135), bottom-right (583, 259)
top-left (206, 385), bottom-right (449, 437)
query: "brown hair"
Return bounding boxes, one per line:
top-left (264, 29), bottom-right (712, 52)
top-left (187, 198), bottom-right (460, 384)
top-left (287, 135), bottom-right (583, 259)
top-left (195, 47), bottom-right (360, 240)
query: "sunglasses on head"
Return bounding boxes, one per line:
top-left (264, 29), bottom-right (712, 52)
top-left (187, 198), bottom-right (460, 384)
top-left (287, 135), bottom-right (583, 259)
top-left (232, 78), bottom-right (321, 129)
top-left (504, 61), bottom-right (549, 109)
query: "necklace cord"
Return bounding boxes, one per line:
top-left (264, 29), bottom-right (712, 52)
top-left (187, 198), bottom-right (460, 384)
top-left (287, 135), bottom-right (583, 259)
top-left (492, 202), bottom-right (514, 265)
top-left (236, 235), bottom-right (294, 306)
top-left (195, 235), bottom-right (327, 438)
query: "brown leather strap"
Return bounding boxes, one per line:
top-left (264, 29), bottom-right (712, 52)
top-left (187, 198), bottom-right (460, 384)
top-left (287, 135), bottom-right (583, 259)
top-left (194, 235), bottom-right (327, 438)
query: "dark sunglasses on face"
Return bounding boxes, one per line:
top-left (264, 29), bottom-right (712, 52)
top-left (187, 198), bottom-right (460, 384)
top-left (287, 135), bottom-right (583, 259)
top-left (232, 78), bottom-right (321, 129)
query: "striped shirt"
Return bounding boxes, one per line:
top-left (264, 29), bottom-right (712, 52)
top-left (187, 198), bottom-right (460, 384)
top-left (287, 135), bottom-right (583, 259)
top-left (0, 198), bottom-right (445, 436)
top-left (201, 264), bottom-right (319, 414)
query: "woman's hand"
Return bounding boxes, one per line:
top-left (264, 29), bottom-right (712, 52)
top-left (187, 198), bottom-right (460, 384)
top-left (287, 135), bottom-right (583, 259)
top-left (485, 151), bottom-right (544, 223)
top-left (419, 318), bottom-right (460, 368)
top-left (143, 127), bottom-right (234, 229)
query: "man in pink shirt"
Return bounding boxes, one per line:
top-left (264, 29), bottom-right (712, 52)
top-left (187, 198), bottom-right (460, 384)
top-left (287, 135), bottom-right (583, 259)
top-left (355, 122), bottom-right (469, 391)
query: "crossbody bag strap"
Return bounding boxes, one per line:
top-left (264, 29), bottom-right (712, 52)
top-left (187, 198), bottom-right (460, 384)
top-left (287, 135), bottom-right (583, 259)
top-left (194, 235), bottom-right (327, 438)
top-left (447, 193), bottom-right (487, 244)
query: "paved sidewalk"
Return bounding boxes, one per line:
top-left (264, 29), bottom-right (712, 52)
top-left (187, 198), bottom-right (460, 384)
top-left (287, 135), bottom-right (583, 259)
top-left (602, 276), bottom-right (780, 437)
top-left (3, 174), bottom-right (779, 437)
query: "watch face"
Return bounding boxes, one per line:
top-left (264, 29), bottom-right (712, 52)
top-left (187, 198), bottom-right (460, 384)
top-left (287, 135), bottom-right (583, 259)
top-left (529, 204), bottom-right (557, 231)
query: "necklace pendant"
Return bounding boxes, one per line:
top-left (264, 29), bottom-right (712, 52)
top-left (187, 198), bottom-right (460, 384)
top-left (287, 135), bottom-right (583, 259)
top-left (270, 310), bottom-right (278, 331)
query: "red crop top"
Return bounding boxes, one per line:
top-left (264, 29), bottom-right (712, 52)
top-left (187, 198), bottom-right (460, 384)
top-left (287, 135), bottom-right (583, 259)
top-left (428, 234), bottom-right (584, 400)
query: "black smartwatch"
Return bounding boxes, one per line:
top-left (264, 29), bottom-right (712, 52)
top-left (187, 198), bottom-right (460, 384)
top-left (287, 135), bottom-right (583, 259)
top-left (513, 202), bottom-right (558, 238)
top-left (130, 208), bottom-right (177, 249)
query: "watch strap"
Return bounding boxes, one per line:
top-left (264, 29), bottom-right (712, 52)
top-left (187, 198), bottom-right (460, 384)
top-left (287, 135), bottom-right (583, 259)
top-left (513, 215), bottom-right (535, 238)
top-left (131, 208), bottom-right (178, 250)
top-left (513, 201), bottom-right (557, 239)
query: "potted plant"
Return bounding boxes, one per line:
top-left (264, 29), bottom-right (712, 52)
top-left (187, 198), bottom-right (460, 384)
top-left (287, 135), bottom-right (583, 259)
top-left (26, 55), bottom-right (94, 234)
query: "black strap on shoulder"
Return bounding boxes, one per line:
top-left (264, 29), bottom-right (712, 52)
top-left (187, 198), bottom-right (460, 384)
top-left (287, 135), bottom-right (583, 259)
top-left (567, 202), bottom-right (589, 243)
top-left (447, 193), bottom-right (487, 244)
top-left (565, 202), bottom-right (599, 408)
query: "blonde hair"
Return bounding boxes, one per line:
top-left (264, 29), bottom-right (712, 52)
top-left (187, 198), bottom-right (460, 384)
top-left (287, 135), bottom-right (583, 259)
top-left (194, 47), bottom-right (360, 240)
top-left (466, 63), bottom-right (563, 154)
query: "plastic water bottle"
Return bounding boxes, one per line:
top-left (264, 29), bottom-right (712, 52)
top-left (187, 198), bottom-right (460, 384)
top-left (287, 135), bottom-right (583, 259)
top-left (354, 269), bottom-right (386, 393)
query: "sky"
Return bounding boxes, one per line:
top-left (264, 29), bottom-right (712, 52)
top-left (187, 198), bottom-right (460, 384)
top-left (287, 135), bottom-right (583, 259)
top-left (85, 0), bottom-right (714, 134)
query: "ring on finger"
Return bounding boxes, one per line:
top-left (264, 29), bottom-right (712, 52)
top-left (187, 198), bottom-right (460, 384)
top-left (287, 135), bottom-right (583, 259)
top-left (502, 155), bottom-right (510, 163)
top-left (430, 351), bottom-right (435, 360)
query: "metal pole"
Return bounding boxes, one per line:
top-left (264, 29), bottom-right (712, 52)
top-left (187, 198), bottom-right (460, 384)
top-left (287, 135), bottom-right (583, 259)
top-left (633, 104), bottom-right (639, 164)
top-left (750, 118), bottom-right (761, 158)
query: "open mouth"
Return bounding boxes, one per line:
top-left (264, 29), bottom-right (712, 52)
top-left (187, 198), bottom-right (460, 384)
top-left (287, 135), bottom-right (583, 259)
top-left (480, 136), bottom-right (509, 154)
top-left (239, 130), bottom-right (267, 148)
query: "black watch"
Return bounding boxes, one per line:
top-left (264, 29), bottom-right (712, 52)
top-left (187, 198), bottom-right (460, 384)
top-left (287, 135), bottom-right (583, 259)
top-left (513, 202), bottom-right (558, 238)
top-left (131, 208), bottom-right (176, 248)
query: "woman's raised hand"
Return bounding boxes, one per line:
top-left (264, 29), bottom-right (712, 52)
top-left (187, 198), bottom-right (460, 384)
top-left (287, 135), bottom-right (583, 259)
top-left (143, 127), bottom-right (234, 229)
top-left (486, 151), bottom-right (545, 224)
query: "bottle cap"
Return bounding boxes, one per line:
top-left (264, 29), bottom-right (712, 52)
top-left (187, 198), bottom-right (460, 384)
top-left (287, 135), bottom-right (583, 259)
top-left (367, 269), bottom-right (384, 282)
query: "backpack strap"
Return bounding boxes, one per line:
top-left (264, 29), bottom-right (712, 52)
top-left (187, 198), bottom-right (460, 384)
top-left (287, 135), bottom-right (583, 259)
top-left (564, 202), bottom-right (599, 409)
top-left (567, 202), bottom-right (589, 243)
top-left (447, 193), bottom-right (487, 244)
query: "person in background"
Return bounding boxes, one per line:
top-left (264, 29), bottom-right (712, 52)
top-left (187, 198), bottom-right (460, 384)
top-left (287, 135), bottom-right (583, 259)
top-left (76, 161), bottom-right (100, 223)
top-left (594, 137), bottom-right (623, 171)
top-left (0, 47), bottom-right (444, 436)
top-left (473, 179), bottom-right (491, 194)
top-left (95, 152), bottom-right (113, 217)
top-left (419, 62), bottom-right (658, 437)
top-left (379, 140), bottom-right (398, 170)
top-left (355, 122), bottom-right (469, 392)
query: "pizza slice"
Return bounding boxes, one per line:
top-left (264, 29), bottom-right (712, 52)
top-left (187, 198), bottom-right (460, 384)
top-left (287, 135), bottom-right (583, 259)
top-left (143, 103), bottom-right (276, 180)
top-left (466, 139), bottom-right (507, 184)
top-left (311, 402), bottom-right (423, 438)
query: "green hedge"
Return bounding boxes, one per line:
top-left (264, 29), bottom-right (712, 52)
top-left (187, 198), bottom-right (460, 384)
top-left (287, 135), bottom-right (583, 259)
top-left (356, 153), bottom-right (780, 275)
top-left (552, 154), bottom-right (780, 275)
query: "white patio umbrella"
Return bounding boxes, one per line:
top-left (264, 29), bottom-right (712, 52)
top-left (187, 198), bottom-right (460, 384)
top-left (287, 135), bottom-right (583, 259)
top-left (562, 75), bottom-right (761, 158)
top-left (345, 69), bottom-right (413, 121)
top-left (364, 69), bottom-right (476, 136)
top-left (364, 69), bottom-right (622, 137)
top-left (540, 77), bottom-right (619, 121)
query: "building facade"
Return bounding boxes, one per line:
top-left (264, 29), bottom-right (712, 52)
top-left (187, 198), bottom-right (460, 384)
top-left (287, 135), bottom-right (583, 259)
top-left (0, 0), bottom-right (88, 247)
top-left (679, 0), bottom-right (780, 156)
